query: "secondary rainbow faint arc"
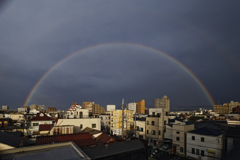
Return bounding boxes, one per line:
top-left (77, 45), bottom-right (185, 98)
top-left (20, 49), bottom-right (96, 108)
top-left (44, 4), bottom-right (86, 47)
top-left (23, 42), bottom-right (215, 106)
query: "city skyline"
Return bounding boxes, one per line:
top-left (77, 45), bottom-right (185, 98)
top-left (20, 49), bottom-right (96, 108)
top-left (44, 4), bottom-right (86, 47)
top-left (0, 1), bottom-right (240, 110)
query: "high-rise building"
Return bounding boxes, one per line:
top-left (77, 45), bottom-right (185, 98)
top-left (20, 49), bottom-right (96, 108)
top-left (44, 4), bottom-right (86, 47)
top-left (110, 110), bottom-right (133, 136)
top-left (154, 95), bottom-right (170, 113)
top-left (214, 101), bottom-right (240, 114)
top-left (128, 102), bottom-right (136, 114)
top-left (136, 99), bottom-right (145, 114)
top-left (92, 104), bottom-right (105, 114)
top-left (82, 101), bottom-right (95, 113)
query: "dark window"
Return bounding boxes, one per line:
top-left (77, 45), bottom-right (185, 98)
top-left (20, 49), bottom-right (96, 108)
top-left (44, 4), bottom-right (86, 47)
top-left (196, 149), bottom-right (199, 155)
top-left (176, 131), bottom-right (180, 134)
top-left (201, 150), bottom-right (204, 157)
top-left (92, 124), bottom-right (96, 128)
top-left (159, 130), bottom-right (161, 135)
top-left (140, 128), bottom-right (143, 131)
top-left (137, 126), bottom-right (139, 130)
top-left (164, 121), bottom-right (166, 125)
top-left (152, 112), bottom-right (155, 116)
top-left (152, 121), bottom-right (154, 125)
top-left (180, 147), bottom-right (183, 153)
top-left (151, 130), bottom-right (155, 135)
top-left (147, 121), bottom-right (149, 125)
top-left (192, 148), bottom-right (195, 154)
top-left (147, 130), bottom-right (149, 134)
top-left (166, 112), bottom-right (168, 116)
top-left (33, 123), bottom-right (39, 126)
top-left (201, 137), bottom-right (204, 142)
top-left (192, 136), bottom-right (195, 140)
top-left (176, 137), bottom-right (180, 141)
top-left (151, 139), bottom-right (152, 142)
top-left (80, 124), bottom-right (83, 129)
top-left (157, 113), bottom-right (160, 116)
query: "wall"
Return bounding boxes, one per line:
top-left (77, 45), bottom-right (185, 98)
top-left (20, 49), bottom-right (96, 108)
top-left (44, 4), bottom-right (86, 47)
top-left (136, 120), bottom-right (146, 139)
top-left (9, 113), bottom-right (25, 121)
top-left (56, 118), bottom-right (101, 133)
top-left (186, 132), bottom-right (223, 160)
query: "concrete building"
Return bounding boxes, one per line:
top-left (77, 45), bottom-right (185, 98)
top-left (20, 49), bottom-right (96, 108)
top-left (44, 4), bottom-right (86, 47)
top-left (106, 105), bottom-right (116, 112)
top-left (29, 113), bottom-right (53, 134)
top-left (214, 101), bottom-right (240, 115)
top-left (136, 99), bottom-right (145, 114)
top-left (149, 108), bottom-right (162, 116)
top-left (9, 113), bottom-right (25, 121)
top-left (2, 105), bottom-right (8, 110)
top-left (67, 102), bottom-right (89, 118)
top-left (146, 108), bottom-right (168, 146)
top-left (99, 114), bottom-right (110, 133)
top-left (128, 102), bottom-right (136, 114)
top-left (172, 123), bottom-right (194, 156)
top-left (154, 95), bottom-right (170, 113)
top-left (135, 119), bottom-right (146, 139)
top-left (82, 101), bottom-right (95, 113)
top-left (110, 110), bottom-right (133, 136)
top-left (55, 118), bottom-right (101, 133)
top-left (186, 128), bottom-right (223, 160)
top-left (50, 125), bottom-right (74, 135)
top-left (46, 107), bottom-right (57, 113)
top-left (92, 104), bottom-right (105, 114)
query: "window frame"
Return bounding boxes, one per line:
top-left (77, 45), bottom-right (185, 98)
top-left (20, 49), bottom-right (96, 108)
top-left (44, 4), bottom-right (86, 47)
top-left (92, 123), bottom-right (96, 128)
top-left (192, 148), bottom-right (195, 154)
top-left (201, 137), bottom-right (204, 142)
top-left (201, 150), bottom-right (204, 157)
top-left (192, 136), bottom-right (195, 140)
top-left (176, 137), bottom-right (180, 141)
top-left (151, 130), bottom-right (155, 135)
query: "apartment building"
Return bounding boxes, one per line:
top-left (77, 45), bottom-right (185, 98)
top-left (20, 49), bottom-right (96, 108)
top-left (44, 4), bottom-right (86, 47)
top-left (128, 102), bottom-right (136, 114)
top-left (110, 110), bottom-right (133, 136)
top-left (154, 95), bottom-right (170, 113)
top-left (136, 99), bottom-right (145, 114)
top-left (135, 118), bottom-right (146, 139)
top-left (82, 101), bottom-right (95, 113)
top-left (92, 104), bottom-right (105, 114)
top-left (172, 123), bottom-right (194, 156)
top-left (99, 114), bottom-right (110, 133)
top-left (146, 108), bottom-right (168, 146)
top-left (214, 101), bottom-right (240, 114)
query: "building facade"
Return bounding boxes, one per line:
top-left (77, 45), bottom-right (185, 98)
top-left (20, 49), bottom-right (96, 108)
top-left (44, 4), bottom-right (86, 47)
top-left (146, 108), bottom-right (168, 146)
top-left (136, 99), bottom-right (145, 114)
top-left (214, 101), bottom-right (240, 115)
top-left (135, 120), bottom-right (146, 139)
top-left (92, 104), bottom-right (105, 114)
top-left (106, 105), bottom-right (116, 112)
top-left (82, 101), bottom-right (95, 113)
top-left (110, 110), bottom-right (133, 136)
top-left (154, 95), bottom-right (170, 113)
top-left (99, 114), bottom-right (110, 133)
top-left (128, 102), bottom-right (136, 114)
top-left (186, 128), bottom-right (223, 160)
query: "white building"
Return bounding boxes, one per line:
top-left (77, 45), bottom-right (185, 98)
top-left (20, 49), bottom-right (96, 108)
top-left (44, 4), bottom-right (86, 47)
top-left (186, 128), bottom-right (223, 160)
top-left (128, 103), bottom-right (136, 114)
top-left (67, 103), bottom-right (88, 118)
top-left (29, 113), bottom-right (53, 134)
top-left (55, 118), bottom-right (101, 133)
top-left (2, 105), bottom-right (9, 110)
top-left (149, 108), bottom-right (163, 116)
top-left (106, 105), bottom-right (116, 112)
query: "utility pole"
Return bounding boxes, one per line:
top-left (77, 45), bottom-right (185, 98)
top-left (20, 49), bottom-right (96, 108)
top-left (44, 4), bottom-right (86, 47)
top-left (122, 98), bottom-right (124, 139)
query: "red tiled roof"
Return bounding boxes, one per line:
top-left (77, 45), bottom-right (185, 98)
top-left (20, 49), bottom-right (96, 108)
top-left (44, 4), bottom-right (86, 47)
top-left (36, 133), bottom-right (96, 147)
top-left (39, 124), bottom-right (53, 131)
top-left (31, 113), bottom-right (53, 121)
top-left (96, 133), bottom-right (115, 145)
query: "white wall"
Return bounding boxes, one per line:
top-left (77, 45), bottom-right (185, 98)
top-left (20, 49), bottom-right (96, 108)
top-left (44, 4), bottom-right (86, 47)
top-left (106, 105), bottom-right (116, 111)
top-left (128, 103), bottom-right (136, 114)
top-left (149, 108), bottom-right (163, 115)
top-left (186, 132), bottom-right (223, 160)
top-left (56, 118), bottom-right (101, 133)
top-left (30, 120), bottom-right (53, 132)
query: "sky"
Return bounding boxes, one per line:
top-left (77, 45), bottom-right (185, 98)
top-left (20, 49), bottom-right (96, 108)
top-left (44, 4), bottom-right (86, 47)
top-left (0, 0), bottom-right (240, 111)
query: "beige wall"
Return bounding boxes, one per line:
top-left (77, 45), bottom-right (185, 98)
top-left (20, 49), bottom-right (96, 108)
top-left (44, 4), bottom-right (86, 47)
top-left (9, 113), bottom-right (24, 121)
top-left (172, 124), bottom-right (194, 156)
top-left (56, 118), bottom-right (101, 133)
top-left (136, 120), bottom-right (146, 139)
top-left (50, 125), bottom-right (74, 135)
top-left (0, 143), bottom-right (15, 151)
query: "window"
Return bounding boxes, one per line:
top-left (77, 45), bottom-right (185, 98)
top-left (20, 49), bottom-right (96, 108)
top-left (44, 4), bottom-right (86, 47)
top-left (192, 136), bottom-right (195, 140)
top-left (159, 130), bottom-right (161, 135)
top-left (33, 123), bottom-right (39, 126)
top-left (140, 128), bottom-right (143, 131)
top-left (151, 139), bottom-right (152, 142)
top-left (157, 113), bottom-right (160, 116)
top-left (92, 124), bottom-right (96, 128)
top-left (201, 150), bottom-right (204, 157)
top-left (152, 121), bottom-right (154, 125)
top-left (152, 112), bottom-right (155, 116)
top-left (164, 121), bottom-right (166, 125)
top-left (192, 148), bottom-right (195, 154)
top-left (19, 116), bottom-right (21, 118)
top-left (147, 121), bottom-right (149, 125)
top-left (147, 130), bottom-right (149, 134)
top-left (166, 112), bottom-right (168, 116)
top-left (176, 137), bottom-right (180, 141)
top-left (180, 147), bottom-right (183, 153)
top-left (201, 137), bottom-right (204, 142)
top-left (80, 124), bottom-right (83, 129)
top-left (176, 131), bottom-right (180, 134)
top-left (196, 149), bottom-right (199, 155)
top-left (151, 130), bottom-right (155, 135)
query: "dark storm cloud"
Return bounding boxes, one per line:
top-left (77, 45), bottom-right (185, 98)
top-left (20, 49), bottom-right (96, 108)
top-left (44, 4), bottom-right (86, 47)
top-left (0, 0), bottom-right (239, 110)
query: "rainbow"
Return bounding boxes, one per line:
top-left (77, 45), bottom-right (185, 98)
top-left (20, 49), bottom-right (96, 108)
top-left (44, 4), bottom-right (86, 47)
top-left (23, 42), bottom-right (215, 106)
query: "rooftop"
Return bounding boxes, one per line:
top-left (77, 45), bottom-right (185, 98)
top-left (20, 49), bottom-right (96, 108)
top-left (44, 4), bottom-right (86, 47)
top-left (31, 113), bottom-right (53, 121)
top-left (0, 131), bottom-right (22, 147)
top-left (189, 127), bottom-right (223, 136)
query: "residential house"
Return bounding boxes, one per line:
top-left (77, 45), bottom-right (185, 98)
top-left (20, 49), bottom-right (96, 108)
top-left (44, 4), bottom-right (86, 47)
top-left (55, 118), bottom-right (101, 133)
top-left (29, 113), bottom-right (53, 135)
top-left (186, 128), bottom-right (223, 160)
